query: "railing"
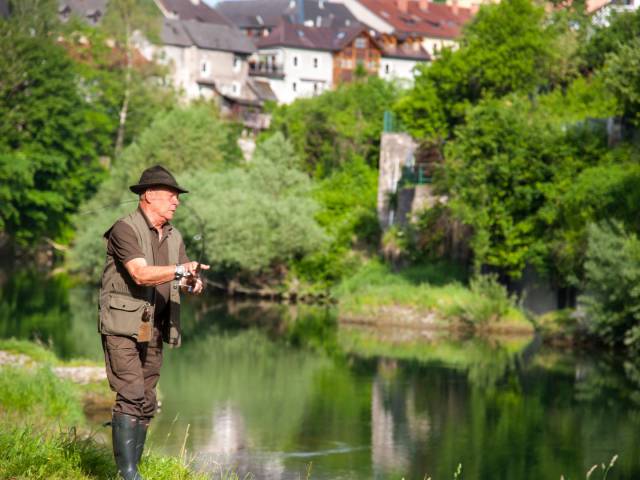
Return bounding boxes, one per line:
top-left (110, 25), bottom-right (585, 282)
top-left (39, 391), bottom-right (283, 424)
top-left (401, 165), bottom-right (432, 185)
top-left (383, 110), bottom-right (405, 133)
top-left (249, 63), bottom-right (285, 78)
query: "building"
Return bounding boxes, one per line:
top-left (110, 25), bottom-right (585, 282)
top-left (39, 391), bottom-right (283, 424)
top-left (139, 18), bottom-right (256, 102)
top-left (153, 0), bottom-right (233, 25)
top-left (58, 0), bottom-right (107, 25)
top-left (588, 0), bottom-right (639, 26)
top-left (217, 0), bottom-right (359, 38)
top-left (251, 21), bottom-right (428, 103)
top-left (333, 0), bottom-right (477, 56)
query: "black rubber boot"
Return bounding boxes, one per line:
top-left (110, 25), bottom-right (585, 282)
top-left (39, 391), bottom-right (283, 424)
top-left (112, 412), bottom-right (145, 480)
top-left (135, 418), bottom-right (150, 465)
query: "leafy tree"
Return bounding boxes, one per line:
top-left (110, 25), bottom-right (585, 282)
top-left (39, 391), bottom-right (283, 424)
top-left (174, 133), bottom-right (327, 278)
top-left (0, 26), bottom-right (107, 246)
top-left (101, 0), bottom-right (162, 154)
top-left (581, 222), bottom-right (640, 354)
top-left (396, 0), bottom-right (559, 139)
top-left (269, 76), bottom-right (398, 177)
top-left (62, 19), bottom-right (176, 153)
top-left (579, 9), bottom-right (640, 72)
top-left (603, 38), bottom-right (640, 125)
top-left (292, 158), bottom-right (380, 288)
top-left (68, 104), bottom-right (240, 279)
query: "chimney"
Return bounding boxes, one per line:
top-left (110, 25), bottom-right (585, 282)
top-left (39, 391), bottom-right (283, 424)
top-left (397, 0), bottom-right (408, 13)
top-left (419, 0), bottom-right (429, 10)
top-left (451, 0), bottom-right (459, 15)
top-left (297, 0), bottom-right (305, 24)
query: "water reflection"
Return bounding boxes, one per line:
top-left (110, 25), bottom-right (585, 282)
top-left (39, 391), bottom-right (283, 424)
top-left (2, 271), bottom-right (640, 479)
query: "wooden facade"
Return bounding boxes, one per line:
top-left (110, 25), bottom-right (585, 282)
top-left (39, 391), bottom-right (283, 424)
top-left (332, 31), bottom-right (382, 85)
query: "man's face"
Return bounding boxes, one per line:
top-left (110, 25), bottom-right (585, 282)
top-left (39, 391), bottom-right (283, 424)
top-left (145, 187), bottom-right (180, 222)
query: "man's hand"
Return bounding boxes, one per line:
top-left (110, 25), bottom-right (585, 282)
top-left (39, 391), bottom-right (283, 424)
top-left (179, 261), bottom-right (210, 277)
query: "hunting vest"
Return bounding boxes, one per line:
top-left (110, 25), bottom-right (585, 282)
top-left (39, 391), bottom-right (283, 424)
top-left (99, 208), bottom-right (182, 347)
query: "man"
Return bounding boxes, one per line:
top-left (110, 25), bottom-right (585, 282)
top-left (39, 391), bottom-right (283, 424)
top-left (99, 165), bottom-right (209, 480)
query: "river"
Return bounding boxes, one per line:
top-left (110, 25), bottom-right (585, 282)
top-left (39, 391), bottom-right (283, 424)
top-left (1, 271), bottom-right (639, 479)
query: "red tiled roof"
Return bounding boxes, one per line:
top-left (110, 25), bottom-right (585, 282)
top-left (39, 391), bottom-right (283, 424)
top-left (358, 0), bottom-right (473, 40)
top-left (257, 22), bottom-right (380, 52)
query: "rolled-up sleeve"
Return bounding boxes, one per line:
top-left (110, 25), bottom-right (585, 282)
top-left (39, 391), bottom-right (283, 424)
top-left (107, 221), bottom-right (145, 264)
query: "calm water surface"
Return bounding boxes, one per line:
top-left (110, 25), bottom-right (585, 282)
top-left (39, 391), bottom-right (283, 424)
top-left (1, 271), bottom-right (639, 479)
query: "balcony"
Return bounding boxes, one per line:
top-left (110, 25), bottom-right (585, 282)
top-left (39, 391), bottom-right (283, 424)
top-left (249, 63), bottom-right (285, 79)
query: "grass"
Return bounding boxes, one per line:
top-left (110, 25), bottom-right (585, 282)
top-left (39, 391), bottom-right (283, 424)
top-left (333, 260), bottom-right (532, 331)
top-left (0, 338), bottom-right (102, 367)
top-left (0, 342), bottom-right (211, 479)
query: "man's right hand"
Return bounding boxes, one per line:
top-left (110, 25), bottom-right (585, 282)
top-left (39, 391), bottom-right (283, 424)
top-left (180, 261), bottom-right (210, 277)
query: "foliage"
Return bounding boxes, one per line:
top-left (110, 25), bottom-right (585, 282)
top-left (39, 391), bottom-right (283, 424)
top-left (67, 104), bottom-right (239, 280)
top-left (174, 133), bottom-right (326, 277)
top-left (453, 274), bottom-right (517, 325)
top-left (396, 0), bottom-right (558, 139)
top-left (62, 19), bottom-right (177, 151)
top-left (269, 76), bottom-right (398, 177)
top-left (579, 9), bottom-right (640, 72)
top-left (581, 222), bottom-right (640, 355)
top-left (0, 25), bottom-right (107, 246)
top-left (603, 38), bottom-right (640, 125)
top-left (291, 158), bottom-right (380, 289)
top-left (334, 259), bottom-right (528, 329)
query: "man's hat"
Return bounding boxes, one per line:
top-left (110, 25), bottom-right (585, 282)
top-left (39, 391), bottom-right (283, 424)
top-left (129, 165), bottom-right (189, 194)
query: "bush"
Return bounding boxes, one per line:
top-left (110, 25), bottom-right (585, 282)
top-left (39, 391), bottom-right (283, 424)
top-left (453, 275), bottom-right (517, 325)
top-left (581, 222), bottom-right (640, 354)
top-left (175, 133), bottom-right (327, 277)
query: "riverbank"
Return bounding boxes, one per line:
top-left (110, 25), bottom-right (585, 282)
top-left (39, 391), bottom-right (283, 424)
top-left (0, 339), bottom-right (210, 480)
top-left (333, 260), bottom-right (534, 335)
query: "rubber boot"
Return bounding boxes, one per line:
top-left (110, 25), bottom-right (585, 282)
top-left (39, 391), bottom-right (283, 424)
top-left (135, 418), bottom-right (150, 465)
top-left (112, 412), bottom-right (145, 480)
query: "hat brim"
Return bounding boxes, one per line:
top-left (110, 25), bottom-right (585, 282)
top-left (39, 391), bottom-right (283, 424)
top-left (129, 183), bottom-right (189, 194)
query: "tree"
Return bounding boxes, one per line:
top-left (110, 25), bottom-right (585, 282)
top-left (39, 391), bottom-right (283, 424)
top-left (395, 0), bottom-right (558, 139)
top-left (269, 76), bottom-right (398, 177)
top-left (68, 104), bottom-right (240, 279)
top-left (581, 222), bottom-right (640, 354)
top-left (174, 133), bottom-right (327, 278)
top-left (604, 38), bottom-right (640, 125)
top-left (101, 0), bottom-right (162, 155)
top-left (0, 26), bottom-right (107, 246)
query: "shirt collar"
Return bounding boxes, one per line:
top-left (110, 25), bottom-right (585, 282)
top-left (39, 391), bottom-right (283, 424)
top-left (138, 206), bottom-right (172, 233)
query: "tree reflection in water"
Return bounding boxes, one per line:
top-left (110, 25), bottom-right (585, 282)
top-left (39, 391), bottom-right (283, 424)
top-left (2, 273), bottom-right (640, 479)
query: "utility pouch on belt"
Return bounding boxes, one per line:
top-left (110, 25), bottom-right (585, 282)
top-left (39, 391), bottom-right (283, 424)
top-left (100, 292), bottom-right (153, 340)
top-left (137, 304), bottom-right (153, 343)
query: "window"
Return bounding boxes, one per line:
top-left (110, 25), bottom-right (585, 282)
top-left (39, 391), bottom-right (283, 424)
top-left (355, 37), bottom-right (367, 49)
top-left (292, 81), bottom-right (297, 92)
top-left (341, 58), bottom-right (353, 68)
top-left (313, 83), bottom-right (318, 93)
top-left (313, 57), bottom-right (319, 68)
top-left (232, 82), bottom-right (240, 94)
top-left (384, 64), bottom-right (390, 74)
top-left (200, 60), bottom-right (210, 76)
top-left (233, 55), bottom-right (241, 72)
top-left (293, 56), bottom-right (298, 67)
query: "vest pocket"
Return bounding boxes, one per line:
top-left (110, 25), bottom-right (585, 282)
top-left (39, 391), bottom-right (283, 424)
top-left (100, 293), bottom-right (149, 338)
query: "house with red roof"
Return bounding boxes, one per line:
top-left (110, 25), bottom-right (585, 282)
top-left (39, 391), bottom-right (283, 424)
top-left (333, 0), bottom-right (480, 56)
top-left (251, 21), bottom-right (429, 103)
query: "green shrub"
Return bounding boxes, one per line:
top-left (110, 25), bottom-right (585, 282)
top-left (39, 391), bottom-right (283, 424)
top-left (452, 275), bottom-right (517, 325)
top-left (581, 222), bottom-right (640, 353)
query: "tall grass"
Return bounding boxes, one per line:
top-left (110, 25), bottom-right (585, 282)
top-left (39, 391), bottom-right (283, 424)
top-left (0, 346), bottom-right (210, 480)
top-left (334, 260), bottom-right (529, 329)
